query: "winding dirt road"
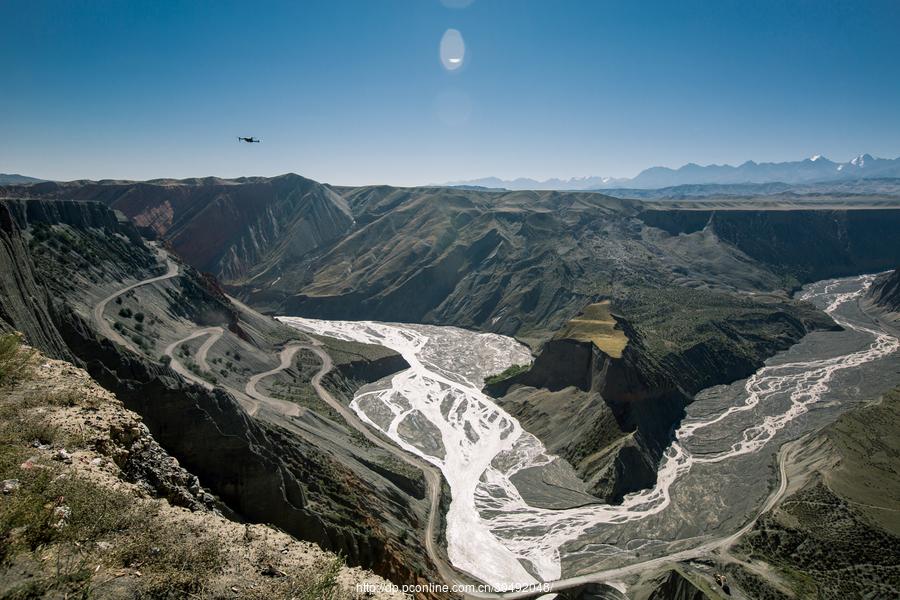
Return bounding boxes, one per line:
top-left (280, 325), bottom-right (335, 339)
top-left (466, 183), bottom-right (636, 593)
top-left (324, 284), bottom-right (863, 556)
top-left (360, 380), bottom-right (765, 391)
top-left (161, 327), bottom-right (222, 391)
top-left (161, 329), bottom-right (305, 418)
top-left (242, 343), bottom-right (309, 417)
top-left (92, 251), bottom-right (179, 351)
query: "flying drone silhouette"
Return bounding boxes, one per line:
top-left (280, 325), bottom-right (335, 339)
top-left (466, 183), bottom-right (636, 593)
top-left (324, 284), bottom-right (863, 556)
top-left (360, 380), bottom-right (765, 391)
top-left (237, 136), bottom-right (260, 143)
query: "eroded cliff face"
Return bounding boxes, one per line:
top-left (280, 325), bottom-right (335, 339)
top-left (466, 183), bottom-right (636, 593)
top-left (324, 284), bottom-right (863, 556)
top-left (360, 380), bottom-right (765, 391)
top-left (868, 267), bottom-right (900, 315)
top-left (493, 336), bottom-right (684, 502)
top-left (0, 199), bottom-right (155, 361)
top-left (492, 292), bottom-right (837, 502)
top-left (0, 203), bottom-right (71, 359)
top-left (6, 179), bottom-right (899, 348)
top-left (2, 174), bottom-right (356, 283)
top-left (640, 208), bottom-right (900, 283)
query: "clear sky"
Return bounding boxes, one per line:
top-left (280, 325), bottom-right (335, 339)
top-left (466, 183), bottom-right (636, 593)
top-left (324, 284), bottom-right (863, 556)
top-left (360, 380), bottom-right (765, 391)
top-left (2, 0), bottom-right (900, 186)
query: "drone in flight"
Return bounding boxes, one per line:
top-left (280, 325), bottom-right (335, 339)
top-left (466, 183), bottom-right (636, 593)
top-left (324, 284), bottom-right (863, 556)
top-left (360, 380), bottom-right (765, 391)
top-left (237, 136), bottom-right (260, 143)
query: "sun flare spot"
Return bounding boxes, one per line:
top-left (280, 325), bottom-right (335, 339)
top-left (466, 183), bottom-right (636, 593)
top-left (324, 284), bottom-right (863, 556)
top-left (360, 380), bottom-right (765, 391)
top-left (440, 29), bottom-right (466, 71)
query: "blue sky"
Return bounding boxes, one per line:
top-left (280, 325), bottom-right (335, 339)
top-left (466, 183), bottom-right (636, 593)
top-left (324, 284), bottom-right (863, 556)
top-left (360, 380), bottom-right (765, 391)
top-left (2, 0), bottom-right (899, 185)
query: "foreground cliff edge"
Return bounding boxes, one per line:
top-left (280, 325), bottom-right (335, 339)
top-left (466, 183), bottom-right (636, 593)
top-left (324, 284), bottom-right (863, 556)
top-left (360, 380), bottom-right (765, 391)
top-left (0, 336), bottom-right (406, 599)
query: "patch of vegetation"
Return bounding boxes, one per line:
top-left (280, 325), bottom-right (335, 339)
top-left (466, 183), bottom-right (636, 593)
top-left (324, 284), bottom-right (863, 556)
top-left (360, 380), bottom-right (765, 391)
top-left (484, 363), bottom-right (530, 385)
top-left (27, 388), bottom-right (99, 410)
top-left (295, 554), bottom-right (345, 600)
top-left (615, 286), bottom-right (822, 359)
top-left (114, 517), bottom-right (224, 598)
top-left (553, 300), bottom-right (628, 358)
top-left (740, 482), bottom-right (900, 599)
top-left (0, 355), bottom-right (226, 599)
top-left (0, 333), bottom-right (33, 387)
top-left (317, 334), bottom-right (397, 366)
top-left (27, 221), bottom-right (157, 300)
top-left (237, 538), bottom-right (350, 600)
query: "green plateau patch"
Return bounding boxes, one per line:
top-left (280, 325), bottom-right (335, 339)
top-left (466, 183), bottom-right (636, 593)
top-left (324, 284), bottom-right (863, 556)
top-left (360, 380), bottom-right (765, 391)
top-left (553, 301), bottom-right (629, 358)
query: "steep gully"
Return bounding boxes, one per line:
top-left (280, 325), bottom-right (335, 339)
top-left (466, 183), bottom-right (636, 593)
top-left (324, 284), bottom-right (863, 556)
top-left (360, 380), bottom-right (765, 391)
top-left (281, 273), bottom-right (899, 596)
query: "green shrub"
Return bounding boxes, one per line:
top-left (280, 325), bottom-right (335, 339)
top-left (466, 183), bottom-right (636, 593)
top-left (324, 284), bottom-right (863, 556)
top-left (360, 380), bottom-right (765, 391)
top-left (484, 363), bottom-right (530, 385)
top-left (115, 519), bottom-right (223, 597)
top-left (0, 333), bottom-right (33, 387)
top-left (295, 554), bottom-right (345, 600)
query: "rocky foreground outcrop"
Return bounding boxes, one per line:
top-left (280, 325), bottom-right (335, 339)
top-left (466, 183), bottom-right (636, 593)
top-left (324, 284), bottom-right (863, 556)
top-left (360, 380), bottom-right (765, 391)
top-left (0, 342), bottom-right (406, 599)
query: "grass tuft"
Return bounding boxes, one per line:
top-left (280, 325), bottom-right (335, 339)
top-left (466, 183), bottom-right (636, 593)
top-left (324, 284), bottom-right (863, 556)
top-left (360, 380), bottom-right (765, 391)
top-left (0, 333), bottom-right (34, 387)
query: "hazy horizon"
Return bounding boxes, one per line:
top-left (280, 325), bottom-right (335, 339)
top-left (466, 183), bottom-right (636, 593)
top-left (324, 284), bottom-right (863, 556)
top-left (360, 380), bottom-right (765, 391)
top-left (6, 150), bottom-right (900, 189)
top-left (3, 0), bottom-right (900, 186)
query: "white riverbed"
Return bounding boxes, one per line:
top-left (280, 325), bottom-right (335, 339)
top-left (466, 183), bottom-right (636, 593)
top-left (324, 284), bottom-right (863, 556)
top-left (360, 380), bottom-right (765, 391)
top-left (278, 273), bottom-right (899, 590)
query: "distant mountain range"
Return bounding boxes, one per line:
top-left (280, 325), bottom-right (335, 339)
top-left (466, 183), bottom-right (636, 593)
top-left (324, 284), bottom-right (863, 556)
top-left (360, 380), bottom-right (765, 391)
top-left (444, 154), bottom-right (900, 190)
top-left (442, 175), bottom-right (630, 191)
top-left (0, 173), bottom-right (46, 185)
top-left (9, 153), bottom-right (900, 192)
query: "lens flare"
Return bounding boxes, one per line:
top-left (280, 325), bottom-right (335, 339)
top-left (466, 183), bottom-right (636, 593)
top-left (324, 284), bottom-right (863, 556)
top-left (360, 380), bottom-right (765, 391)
top-left (440, 29), bottom-right (466, 71)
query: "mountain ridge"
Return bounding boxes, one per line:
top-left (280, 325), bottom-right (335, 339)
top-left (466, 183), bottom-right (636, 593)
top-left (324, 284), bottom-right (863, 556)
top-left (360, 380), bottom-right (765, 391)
top-left (443, 153), bottom-right (900, 190)
top-left (0, 173), bottom-right (46, 185)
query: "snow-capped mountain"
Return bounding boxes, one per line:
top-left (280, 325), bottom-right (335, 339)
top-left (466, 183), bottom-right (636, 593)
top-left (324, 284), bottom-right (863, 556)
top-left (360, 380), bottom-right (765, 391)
top-left (624, 154), bottom-right (900, 189)
top-left (440, 175), bottom-right (629, 191)
top-left (443, 154), bottom-right (900, 190)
